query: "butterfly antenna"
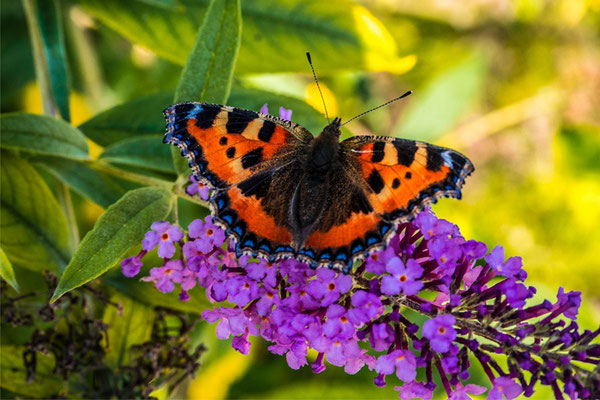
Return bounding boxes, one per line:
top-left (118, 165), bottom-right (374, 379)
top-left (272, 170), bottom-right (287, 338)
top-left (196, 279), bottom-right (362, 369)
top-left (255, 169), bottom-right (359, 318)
top-left (341, 90), bottom-right (413, 127)
top-left (306, 51), bottom-right (330, 124)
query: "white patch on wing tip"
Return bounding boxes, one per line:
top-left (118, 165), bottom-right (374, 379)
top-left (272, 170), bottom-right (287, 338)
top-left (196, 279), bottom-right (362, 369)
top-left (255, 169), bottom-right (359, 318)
top-left (441, 150), bottom-right (455, 167)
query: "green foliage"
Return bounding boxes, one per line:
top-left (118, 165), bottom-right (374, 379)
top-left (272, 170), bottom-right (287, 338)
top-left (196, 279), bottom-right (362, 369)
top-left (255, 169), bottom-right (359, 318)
top-left (0, 247), bottom-right (19, 292)
top-left (103, 294), bottom-right (154, 367)
top-left (74, 0), bottom-right (405, 74)
top-left (37, 157), bottom-right (128, 208)
top-left (0, 151), bottom-right (70, 272)
top-left (78, 92), bottom-right (173, 146)
top-left (0, 346), bottom-right (61, 398)
top-left (22, 0), bottom-right (70, 120)
top-left (0, 113), bottom-right (89, 160)
top-left (100, 135), bottom-right (174, 173)
top-left (173, 0), bottom-right (241, 104)
top-left (51, 187), bottom-right (173, 302)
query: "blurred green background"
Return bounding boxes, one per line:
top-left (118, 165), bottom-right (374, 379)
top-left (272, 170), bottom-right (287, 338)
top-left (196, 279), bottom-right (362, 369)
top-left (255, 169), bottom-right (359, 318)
top-left (2, 0), bottom-right (599, 398)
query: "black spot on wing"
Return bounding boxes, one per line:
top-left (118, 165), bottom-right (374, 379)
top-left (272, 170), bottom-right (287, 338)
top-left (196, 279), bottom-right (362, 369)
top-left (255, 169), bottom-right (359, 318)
top-left (350, 190), bottom-right (373, 214)
top-left (371, 141), bottom-right (386, 162)
top-left (367, 169), bottom-right (385, 194)
top-left (426, 146), bottom-right (444, 171)
top-left (393, 140), bottom-right (417, 166)
top-left (226, 147), bottom-right (236, 158)
top-left (226, 109), bottom-right (257, 134)
top-left (238, 171), bottom-right (273, 199)
top-left (195, 106), bottom-right (221, 129)
top-left (241, 147), bottom-right (263, 169)
top-left (258, 120), bottom-right (276, 142)
top-left (219, 137), bottom-right (228, 145)
top-left (392, 178), bottom-right (400, 189)
top-left (405, 171), bottom-right (412, 179)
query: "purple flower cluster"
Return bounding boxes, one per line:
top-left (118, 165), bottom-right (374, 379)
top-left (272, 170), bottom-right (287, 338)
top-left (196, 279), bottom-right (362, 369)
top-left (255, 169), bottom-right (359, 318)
top-left (122, 208), bottom-right (599, 399)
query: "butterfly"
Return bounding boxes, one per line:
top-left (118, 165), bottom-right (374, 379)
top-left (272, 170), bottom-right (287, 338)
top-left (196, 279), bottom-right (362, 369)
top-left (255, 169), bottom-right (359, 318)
top-left (163, 102), bottom-right (473, 273)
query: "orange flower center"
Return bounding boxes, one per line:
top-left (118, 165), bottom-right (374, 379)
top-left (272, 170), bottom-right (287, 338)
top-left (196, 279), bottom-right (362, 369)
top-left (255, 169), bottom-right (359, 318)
top-left (396, 355), bottom-right (405, 361)
top-left (244, 283), bottom-right (250, 289)
top-left (399, 274), bottom-right (408, 282)
top-left (340, 316), bottom-right (348, 323)
top-left (371, 254), bottom-right (379, 261)
top-left (328, 283), bottom-right (336, 291)
top-left (206, 228), bottom-right (213, 236)
top-left (438, 327), bottom-right (446, 334)
top-left (165, 268), bottom-right (172, 274)
top-left (161, 233), bottom-right (169, 240)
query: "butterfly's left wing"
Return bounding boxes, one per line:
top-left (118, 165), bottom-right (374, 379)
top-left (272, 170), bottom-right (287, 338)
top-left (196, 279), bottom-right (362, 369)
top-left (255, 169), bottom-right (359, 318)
top-left (164, 103), bottom-right (313, 261)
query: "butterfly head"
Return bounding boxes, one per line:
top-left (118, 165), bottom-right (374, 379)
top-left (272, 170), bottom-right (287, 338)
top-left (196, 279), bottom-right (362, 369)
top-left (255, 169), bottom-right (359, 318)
top-left (318, 117), bottom-right (342, 140)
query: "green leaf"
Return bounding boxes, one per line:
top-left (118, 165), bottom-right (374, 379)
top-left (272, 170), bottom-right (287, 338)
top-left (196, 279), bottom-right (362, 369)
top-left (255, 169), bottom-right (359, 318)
top-left (51, 186), bottom-right (173, 302)
top-left (100, 135), bottom-right (174, 173)
top-left (174, 0), bottom-right (241, 103)
top-left (0, 345), bottom-right (62, 397)
top-left (103, 294), bottom-right (153, 367)
top-left (393, 52), bottom-right (487, 141)
top-left (171, 0), bottom-right (241, 175)
top-left (0, 113), bottom-right (89, 160)
top-left (0, 151), bottom-right (70, 272)
top-left (74, 0), bottom-right (410, 74)
top-left (78, 92), bottom-right (173, 147)
top-left (0, 247), bottom-right (19, 292)
top-left (22, 0), bottom-right (70, 120)
top-left (36, 157), bottom-right (127, 208)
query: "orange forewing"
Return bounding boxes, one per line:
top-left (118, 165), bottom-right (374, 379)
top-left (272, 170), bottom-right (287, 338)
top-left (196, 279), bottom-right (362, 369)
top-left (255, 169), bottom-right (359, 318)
top-left (186, 117), bottom-right (294, 186)
top-left (354, 142), bottom-right (452, 216)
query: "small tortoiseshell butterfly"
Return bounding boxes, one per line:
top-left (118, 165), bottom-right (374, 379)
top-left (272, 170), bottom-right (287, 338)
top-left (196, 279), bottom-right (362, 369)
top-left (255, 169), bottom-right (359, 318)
top-left (163, 98), bottom-right (473, 273)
